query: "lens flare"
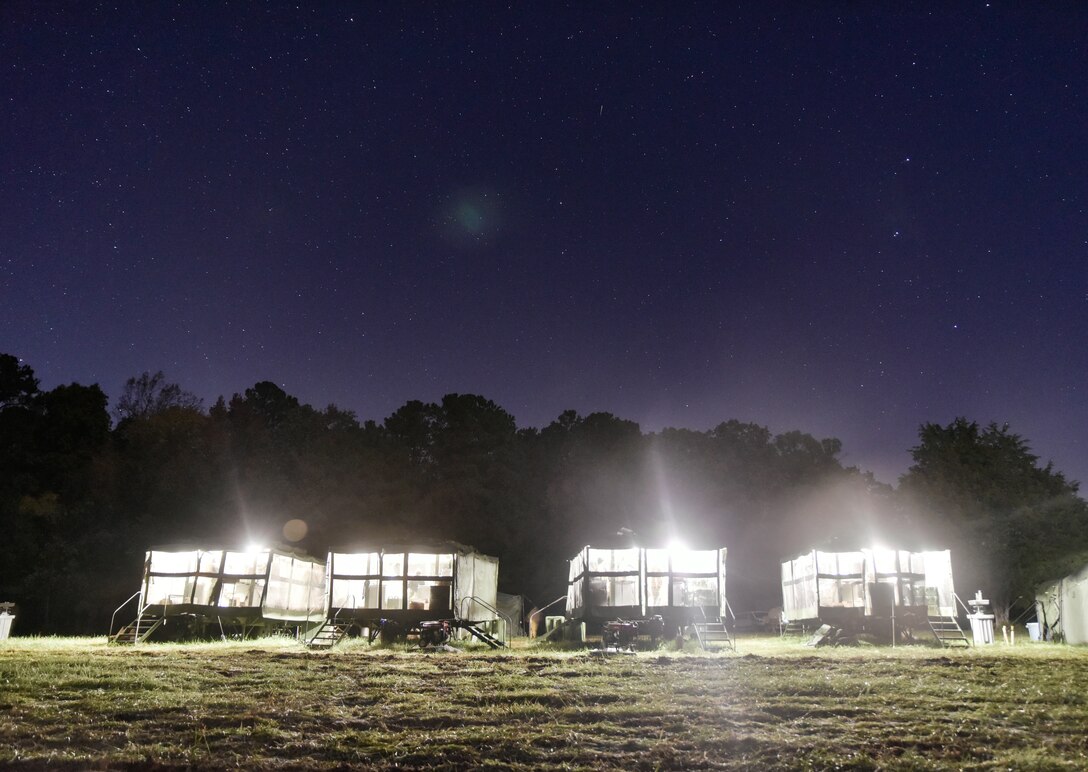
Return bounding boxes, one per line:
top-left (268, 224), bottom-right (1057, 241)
top-left (282, 518), bottom-right (308, 542)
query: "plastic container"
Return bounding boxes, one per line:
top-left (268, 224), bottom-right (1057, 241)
top-left (968, 613), bottom-right (995, 645)
top-left (1026, 622), bottom-right (1041, 641)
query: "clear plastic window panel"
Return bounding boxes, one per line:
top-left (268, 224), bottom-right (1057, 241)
top-left (584, 576), bottom-right (636, 607)
top-left (836, 552), bottom-right (865, 576)
top-left (223, 550), bottom-right (269, 576)
top-left (149, 551), bottom-right (199, 574)
top-left (193, 576), bottom-right (216, 605)
top-left (818, 577), bottom-right (864, 608)
top-left (146, 575), bottom-right (192, 605)
top-left (671, 549), bottom-right (718, 575)
top-left (671, 577), bottom-right (718, 607)
top-left (922, 551), bottom-right (955, 615)
top-left (407, 580), bottom-right (453, 610)
top-left (334, 552), bottom-right (380, 576)
top-left (588, 548), bottom-right (638, 572)
top-left (568, 551), bottom-right (586, 583)
top-left (608, 575), bottom-right (640, 606)
top-left (780, 562), bottom-right (794, 610)
top-left (870, 548), bottom-right (900, 575)
top-left (198, 551), bottom-right (223, 573)
top-left (264, 556), bottom-right (323, 615)
top-left (407, 553), bottom-right (454, 577)
top-left (567, 576), bottom-right (583, 612)
top-left (219, 579), bottom-right (265, 607)
top-left (268, 556), bottom-right (289, 581)
top-left (382, 553), bottom-right (406, 578)
top-left (645, 549), bottom-right (669, 573)
top-left (300, 560), bottom-right (325, 613)
top-left (782, 556), bottom-right (821, 619)
top-left (795, 552), bottom-right (815, 581)
top-left (904, 579), bottom-right (928, 607)
top-left (264, 572), bottom-right (289, 612)
top-left (816, 551), bottom-right (849, 577)
top-left (907, 552), bottom-right (925, 575)
top-left (646, 575), bottom-right (669, 607)
top-left (332, 578), bottom-right (380, 609)
top-left (381, 579), bottom-right (404, 609)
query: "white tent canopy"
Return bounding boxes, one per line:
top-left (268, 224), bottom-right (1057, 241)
top-left (327, 545), bottom-right (499, 622)
top-left (781, 547), bottom-right (956, 622)
top-left (1036, 562), bottom-right (1088, 644)
top-left (566, 545), bottom-right (727, 621)
top-left (142, 547), bottom-right (326, 623)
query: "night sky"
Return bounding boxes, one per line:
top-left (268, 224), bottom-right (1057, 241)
top-left (3, 3), bottom-right (1086, 487)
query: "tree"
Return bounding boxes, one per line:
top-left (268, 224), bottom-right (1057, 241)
top-left (0, 353), bottom-right (39, 409)
top-left (898, 418), bottom-right (1088, 621)
top-left (114, 371), bottom-right (202, 422)
top-left (1, 380), bottom-right (113, 633)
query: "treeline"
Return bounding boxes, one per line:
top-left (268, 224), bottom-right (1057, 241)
top-left (2, 353), bottom-right (1086, 634)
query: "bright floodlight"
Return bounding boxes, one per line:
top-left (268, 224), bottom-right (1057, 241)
top-left (666, 538), bottom-right (690, 564)
top-left (245, 544), bottom-right (267, 554)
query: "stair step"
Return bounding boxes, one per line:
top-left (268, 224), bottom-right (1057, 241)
top-left (691, 620), bottom-right (735, 651)
top-left (459, 622), bottom-right (505, 649)
top-left (927, 615), bottom-right (970, 648)
top-left (306, 622), bottom-right (351, 650)
top-left (110, 613), bottom-right (164, 645)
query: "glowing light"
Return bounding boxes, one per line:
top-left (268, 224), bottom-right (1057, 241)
top-left (666, 537), bottom-right (689, 553)
top-left (666, 538), bottom-right (691, 568)
top-left (245, 544), bottom-right (267, 555)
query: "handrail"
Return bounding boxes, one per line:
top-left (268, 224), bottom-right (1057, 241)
top-left (724, 599), bottom-right (738, 651)
top-left (528, 594), bottom-right (567, 623)
top-left (724, 598), bottom-right (737, 623)
top-left (952, 592), bottom-right (974, 617)
top-left (332, 594), bottom-right (356, 624)
top-left (109, 591), bottom-right (142, 637)
top-left (693, 600), bottom-right (737, 652)
top-left (459, 595), bottom-right (514, 630)
top-left (458, 595), bottom-right (519, 643)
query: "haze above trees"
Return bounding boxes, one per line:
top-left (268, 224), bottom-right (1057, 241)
top-left (1, 353), bottom-right (1085, 634)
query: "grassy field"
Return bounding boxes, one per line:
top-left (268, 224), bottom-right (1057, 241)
top-left (2, 635), bottom-right (1087, 770)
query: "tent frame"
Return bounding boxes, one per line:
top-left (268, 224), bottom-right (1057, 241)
top-left (566, 545), bottom-right (728, 629)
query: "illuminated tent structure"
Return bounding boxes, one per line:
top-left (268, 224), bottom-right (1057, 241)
top-left (319, 543), bottom-right (503, 646)
top-left (112, 542), bottom-right (503, 647)
top-left (780, 548), bottom-right (964, 644)
top-left (111, 546), bottom-right (327, 643)
top-left (1036, 562), bottom-right (1088, 644)
top-left (565, 545), bottom-right (731, 645)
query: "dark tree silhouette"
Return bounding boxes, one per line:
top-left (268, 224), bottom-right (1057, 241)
top-left (115, 371), bottom-right (202, 423)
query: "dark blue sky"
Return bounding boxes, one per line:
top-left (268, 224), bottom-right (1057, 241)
top-left (3, 2), bottom-right (1086, 486)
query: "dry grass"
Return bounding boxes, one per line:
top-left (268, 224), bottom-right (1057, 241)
top-left (1, 634), bottom-right (1087, 769)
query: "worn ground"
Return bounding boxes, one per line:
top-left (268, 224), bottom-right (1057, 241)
top-left (1, 635), bottom-right (1086, 769)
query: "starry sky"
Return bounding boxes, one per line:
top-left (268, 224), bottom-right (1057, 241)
top-left (2, 3), bottom-right (1086, 487)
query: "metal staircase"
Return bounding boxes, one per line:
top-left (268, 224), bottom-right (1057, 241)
top-left (306, 621), bottom-right (352, 650)
top-left (456, 621), bottom-right (506, 649)
top-left (110, 611), bottom-right (164, 644)
top-left (457, 595), bottom-right (509, 649)
top-left (781, 620), bottom-right (807, 636)
top-left (691, 603), bottom-right (736, 651)
top-left (108, 592), bottom-right (165, 644)
top-left (928, 614), bottom-right (970, 648)
top-left (691, 620), bottom-right (734, 651)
